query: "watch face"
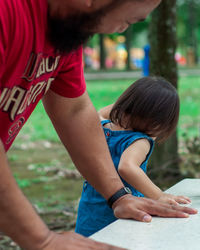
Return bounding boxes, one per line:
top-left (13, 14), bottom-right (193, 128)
top-left (124, 187), bottom-right (132, 194)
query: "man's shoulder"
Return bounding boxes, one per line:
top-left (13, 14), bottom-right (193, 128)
top-left (0, 0), bottom-right (47, 33)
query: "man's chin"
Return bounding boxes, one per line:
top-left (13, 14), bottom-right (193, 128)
top-left (48, 31), bottom-right (93, 54)
top-left (47, 13), bottom-right (96, 53)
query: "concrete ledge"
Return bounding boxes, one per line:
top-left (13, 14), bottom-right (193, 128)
top-left (90, 179), bottom-right (200, 250)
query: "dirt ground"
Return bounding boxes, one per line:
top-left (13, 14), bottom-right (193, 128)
top-left (1, 141), bottom-right (84, 249)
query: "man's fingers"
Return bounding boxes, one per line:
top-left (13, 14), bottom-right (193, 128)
top-left (178, 206), bottom-right (197, 214)
top-left (142, 214), bottom-right (152, 222)
top-left (115, 206), bottom-right (152, 222)
top-left (139, 198), bottom-right (197, 218)
top-left (113, 195), bottom-right (197, 224)
top-left (42, 231), bottom-right (126, 250)
top-left (113, 197), bottom-right (152, 222)
top-left (148, 201), bottom-right (197, 218)
top-left (127, 209), bottom-right (152, 222)
top-left (168, 199), bottom-right (179, 206)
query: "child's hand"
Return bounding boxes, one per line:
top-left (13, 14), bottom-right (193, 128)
top-left (157, 193), bottom-right (191, 205)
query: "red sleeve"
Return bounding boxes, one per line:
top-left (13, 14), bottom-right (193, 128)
top-left (0, 29), bottom-right (4, 81)
top-left (0, 2), bottom-right (7, 80)
top-left (50, 46), bottom-right (86, 98)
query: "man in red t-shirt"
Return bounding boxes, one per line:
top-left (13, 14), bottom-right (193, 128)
top-left (0, 0), bottom-right (197, 249)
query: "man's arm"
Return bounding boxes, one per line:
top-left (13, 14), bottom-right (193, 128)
top-left (0, 140), bottom-right (50, 249)
top-left (42, 90), bottom-right (197, 221)
top-left (0, 140), bottom-right (124, 250)
top-left (43, 90), bottom-right (124, 199)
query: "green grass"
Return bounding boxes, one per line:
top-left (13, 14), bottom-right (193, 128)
top-left (178, 76), bottom-right (200, 137)
top-left (16, 75), bottom-right (200, 143)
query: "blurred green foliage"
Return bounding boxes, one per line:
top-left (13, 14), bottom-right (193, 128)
top-left (87, 1), bottom-right (200, 61)
top-left (15, 75), bottom-right (200, 144)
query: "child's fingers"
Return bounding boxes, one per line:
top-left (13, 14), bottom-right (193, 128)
top-left (180, 196), bottom-right (191, 202)
top-left (175, 196), bottom-right (191, 204)
top-left (167, 198), bottom-right (179, 206)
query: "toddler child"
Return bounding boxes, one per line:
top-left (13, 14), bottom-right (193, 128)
top-left (75, 76), bottom-right (191, 237)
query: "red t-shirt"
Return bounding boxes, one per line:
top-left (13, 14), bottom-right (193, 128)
top-left (0, 0), bottom-right (86, 151)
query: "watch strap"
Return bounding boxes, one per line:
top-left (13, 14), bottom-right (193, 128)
top-left (107, 187), bottom-right (132, 208)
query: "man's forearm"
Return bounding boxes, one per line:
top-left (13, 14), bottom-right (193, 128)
top-left (43, 91), bottom-right (124, 199)
top-left (62, 109), bottom-right (124, 199)
top-left (0, 142), bottom-right (50, 249)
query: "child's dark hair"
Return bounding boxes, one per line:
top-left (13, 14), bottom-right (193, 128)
top-left (109, 76), bottom-right (179, 142)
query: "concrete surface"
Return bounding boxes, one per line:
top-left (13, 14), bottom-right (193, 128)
top-left (90, 178), bottom-right (200, 250)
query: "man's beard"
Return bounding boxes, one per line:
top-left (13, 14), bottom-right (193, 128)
top-left (47, 9), bottom-right (104, 54)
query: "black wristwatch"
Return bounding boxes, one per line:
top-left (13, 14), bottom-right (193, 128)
top-left (107, 187), bottom-right (132, 208)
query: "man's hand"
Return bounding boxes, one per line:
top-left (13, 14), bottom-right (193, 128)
top-left (113, 194), bottom-right (197, 222)
top-left (38, 231), bottom-right (125, 250)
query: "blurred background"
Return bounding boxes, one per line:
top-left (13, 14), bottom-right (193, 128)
top-left (83, 0), bottom-right (200, 72)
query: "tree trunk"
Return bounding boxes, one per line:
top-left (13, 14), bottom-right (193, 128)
top-left (148, 0), bottom-right (181, 187)
top-left (99, 34), bottom-right (106, 70)
top-left (187, 0), bottom-right (198, 64)
top-left (125, 26), bottom-right (132, 70)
